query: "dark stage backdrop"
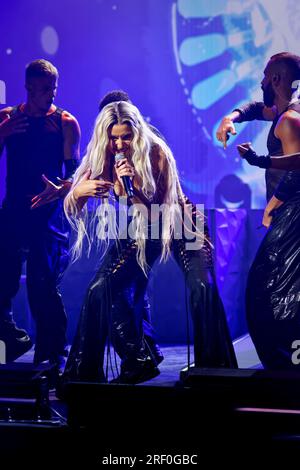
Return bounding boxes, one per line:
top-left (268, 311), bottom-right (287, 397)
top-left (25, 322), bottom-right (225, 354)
top-left (1, 0), bottom-right (299, 339)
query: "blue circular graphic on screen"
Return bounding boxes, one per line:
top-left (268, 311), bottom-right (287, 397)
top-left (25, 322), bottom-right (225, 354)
top-left (173, 0), bottom-right (272, 150)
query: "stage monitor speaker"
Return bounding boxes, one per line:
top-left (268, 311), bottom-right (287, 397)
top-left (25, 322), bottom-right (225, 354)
top-left (180, 366), bottom-right (300, 409)
top-left (64, 379), bottom-right (300, 459)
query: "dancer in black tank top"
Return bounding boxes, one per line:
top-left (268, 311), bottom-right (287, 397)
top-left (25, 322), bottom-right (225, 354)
top-left (0, 59), bottom-right (80, 368)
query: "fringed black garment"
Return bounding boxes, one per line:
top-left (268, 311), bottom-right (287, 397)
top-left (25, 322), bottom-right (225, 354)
top-left (63, 231), bottom-right (237, 384)
top-left (247, 190), bottom-right (300, 369)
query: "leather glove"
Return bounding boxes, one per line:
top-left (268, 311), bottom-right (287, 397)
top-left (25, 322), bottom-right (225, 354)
top-left (242, 147), bottom-right (271, 168)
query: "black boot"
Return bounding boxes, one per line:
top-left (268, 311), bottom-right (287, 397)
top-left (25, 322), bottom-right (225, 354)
top-left (110, 357), bottom-right (160, 384)
top-left (0, 312), bottom-right (29, 338)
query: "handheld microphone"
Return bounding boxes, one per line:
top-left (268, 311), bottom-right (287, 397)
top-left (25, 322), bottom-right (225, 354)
top-left (115, 152), bottom-right (134, 198)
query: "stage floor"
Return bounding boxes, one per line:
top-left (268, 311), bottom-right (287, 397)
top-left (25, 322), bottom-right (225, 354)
top-left (3, 336), bottom-right (300, 464)
top-left (16, 333), bottom-right (262, 387)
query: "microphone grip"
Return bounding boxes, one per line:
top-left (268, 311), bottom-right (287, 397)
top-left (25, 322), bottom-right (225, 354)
top-left (115, 152), bottom-right (134, 198)
top-left (122, 175), bottom-right (134, 198)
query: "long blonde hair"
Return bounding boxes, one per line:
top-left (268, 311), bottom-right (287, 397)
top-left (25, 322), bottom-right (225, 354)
top-left (64, 101), bottom-right (188, 273)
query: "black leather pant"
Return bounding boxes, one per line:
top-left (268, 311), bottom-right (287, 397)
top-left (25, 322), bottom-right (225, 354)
top-left (64, 238), bottom-right (162, 381)
top-left (172, 238), bottom-right (237, 367)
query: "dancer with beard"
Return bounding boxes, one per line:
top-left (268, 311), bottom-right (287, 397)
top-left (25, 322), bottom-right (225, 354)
top-left (217, 52), bottom-right (300, 369)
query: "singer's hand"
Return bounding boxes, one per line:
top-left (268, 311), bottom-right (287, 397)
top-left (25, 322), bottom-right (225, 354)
top-left (31, 174), bottom-right (70, 209)
top-left (114, 158), bottom-right (135, 188)
top-left (73, 171), bottom-right (114, 200)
